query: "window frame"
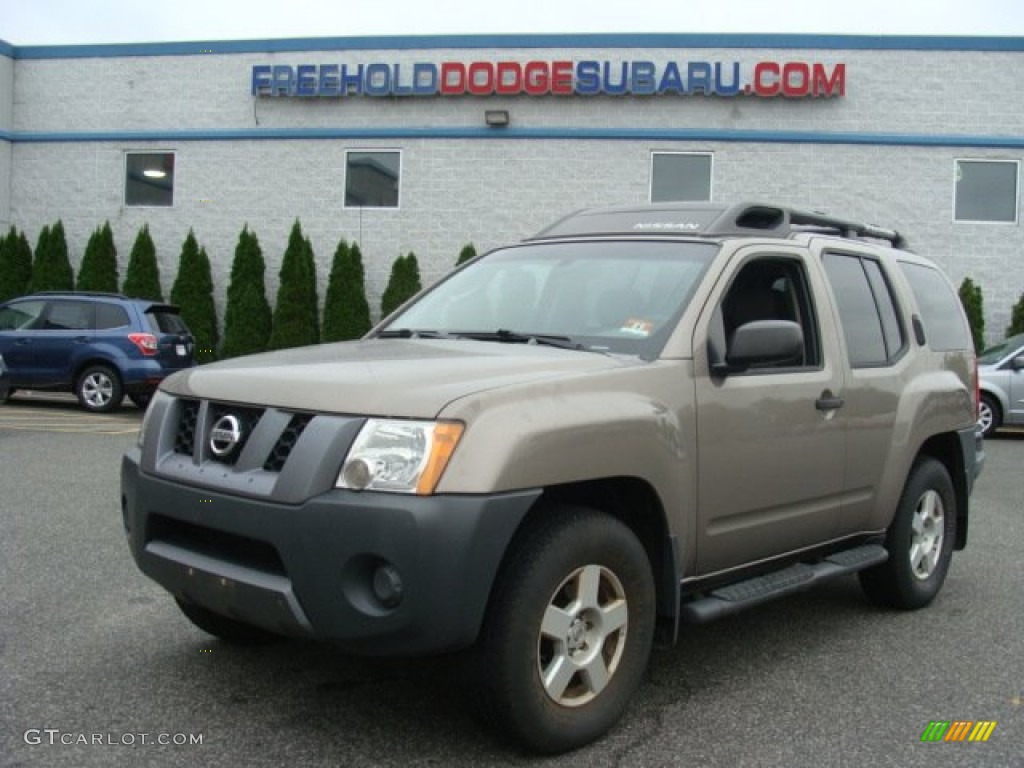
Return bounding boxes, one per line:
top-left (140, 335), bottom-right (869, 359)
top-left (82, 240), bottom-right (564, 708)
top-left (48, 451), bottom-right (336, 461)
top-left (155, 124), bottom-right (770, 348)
top-left (343, 149), bottom-right (402, 210)
top-left (952, 158), bottom-right (1020, 225)
top-left (124, 151), bottom-right (176, 208)
top-left (649, 151), bottom-right (713, 204)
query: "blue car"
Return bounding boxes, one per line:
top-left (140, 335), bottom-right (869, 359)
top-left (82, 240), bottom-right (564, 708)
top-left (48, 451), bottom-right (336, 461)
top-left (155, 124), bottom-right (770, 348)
top-left (0, 292), bottom-right (195, 412)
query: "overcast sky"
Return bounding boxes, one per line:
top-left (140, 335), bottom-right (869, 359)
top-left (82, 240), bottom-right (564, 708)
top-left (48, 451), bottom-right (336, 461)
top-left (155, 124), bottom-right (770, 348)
top-left (2, 0), bottom-right (1023, 45)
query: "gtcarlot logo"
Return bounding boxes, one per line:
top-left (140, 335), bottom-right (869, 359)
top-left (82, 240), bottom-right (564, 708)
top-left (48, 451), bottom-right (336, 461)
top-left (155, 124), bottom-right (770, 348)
top-left (23, 729), bottom-right (204, 746)
top-left (920, 720), bottom-right (997, 743)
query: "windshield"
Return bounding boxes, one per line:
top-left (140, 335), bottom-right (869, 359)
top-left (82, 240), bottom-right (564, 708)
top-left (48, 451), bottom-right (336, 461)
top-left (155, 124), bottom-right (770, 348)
top-left (380, 240), bottom-right (718, 357)
top-left (978, 333), bottom-right (1024, 364)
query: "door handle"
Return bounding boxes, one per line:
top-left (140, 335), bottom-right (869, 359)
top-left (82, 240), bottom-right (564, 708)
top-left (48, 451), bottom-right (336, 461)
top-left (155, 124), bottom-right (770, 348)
top-left (816, 390), bottom-right (844, 411)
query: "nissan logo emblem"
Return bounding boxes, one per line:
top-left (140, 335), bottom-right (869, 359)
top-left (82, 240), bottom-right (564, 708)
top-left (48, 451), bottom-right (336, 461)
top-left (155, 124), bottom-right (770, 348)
top-left (209, 414), bottom-right (243, 457)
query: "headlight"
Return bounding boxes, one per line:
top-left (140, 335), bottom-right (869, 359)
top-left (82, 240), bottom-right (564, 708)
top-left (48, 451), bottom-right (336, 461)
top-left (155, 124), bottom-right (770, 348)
top-left (337, 418), bottom-right (464, 495)
top-left (136, 390), bottom-right (168, 448)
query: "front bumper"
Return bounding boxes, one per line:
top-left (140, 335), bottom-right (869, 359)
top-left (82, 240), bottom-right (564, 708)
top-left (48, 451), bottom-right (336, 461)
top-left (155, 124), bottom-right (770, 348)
top-left (122, 448), bottom-right (538, 654)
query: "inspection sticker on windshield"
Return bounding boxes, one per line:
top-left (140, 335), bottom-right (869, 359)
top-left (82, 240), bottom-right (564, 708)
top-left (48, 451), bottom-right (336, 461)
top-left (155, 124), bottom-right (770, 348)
top-left (620, 318), bottom-right (654, 336)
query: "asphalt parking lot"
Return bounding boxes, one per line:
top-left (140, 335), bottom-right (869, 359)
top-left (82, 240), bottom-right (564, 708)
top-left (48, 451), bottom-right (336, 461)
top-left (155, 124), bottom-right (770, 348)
top-left (1, 394), bottom-right (1021, 768)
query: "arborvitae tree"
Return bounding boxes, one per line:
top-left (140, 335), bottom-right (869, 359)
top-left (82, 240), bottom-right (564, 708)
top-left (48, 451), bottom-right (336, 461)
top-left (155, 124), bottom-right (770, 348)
top-left (269, 220), bottom-right (319, 350)
top-left (456, 243), bottom-right (477, 266)
top-left (1007, 293), bottom-right (1024, 338)
top-left (0, 226), bottom-right (33, 301)
top-left (28, 222), bottom-right (74, 293)
top-left (304, 235), bottom-right (320, 344)
top-left (323, 239), bottom-right (372, 342)
top-left (170, 230), bottom-right (219, 364)
top-left (123, 224), bottom-right (163, 300)
top-left (76, 222), bottom-right (119, 293)
top-left (958, 277), bottom-right (985, 352)
top-left (380, 252), bottom-right (422, 318)
top-left (221, 226), bottom-right (272, 359)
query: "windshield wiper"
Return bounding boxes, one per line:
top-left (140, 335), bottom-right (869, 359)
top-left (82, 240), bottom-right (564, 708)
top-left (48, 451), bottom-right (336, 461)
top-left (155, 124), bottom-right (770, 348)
top-left (377, 329), bottom-right (451, 339)
top-left (458, 329), bottom-right (584, 350)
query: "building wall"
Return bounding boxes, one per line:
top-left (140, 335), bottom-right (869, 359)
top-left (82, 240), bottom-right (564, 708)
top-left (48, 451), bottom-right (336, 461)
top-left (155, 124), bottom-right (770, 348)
top-left (5, 35), bottom-right (1024, 338)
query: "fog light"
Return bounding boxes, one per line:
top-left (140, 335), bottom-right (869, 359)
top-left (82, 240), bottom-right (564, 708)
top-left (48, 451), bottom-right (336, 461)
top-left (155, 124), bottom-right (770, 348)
top-left (372, 564), bottom-right (404, 608)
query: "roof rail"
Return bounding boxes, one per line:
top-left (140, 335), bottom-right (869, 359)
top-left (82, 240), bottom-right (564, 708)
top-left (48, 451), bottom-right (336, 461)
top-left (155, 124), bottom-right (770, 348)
top-left (28, 290), bottom-right (128, 298)
top-left (529, 202), bottom-right (909, 249)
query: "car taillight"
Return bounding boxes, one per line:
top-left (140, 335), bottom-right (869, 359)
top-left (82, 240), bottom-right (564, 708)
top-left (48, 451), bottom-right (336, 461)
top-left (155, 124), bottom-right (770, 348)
top-left (128, 333), bottom-right (159, 356)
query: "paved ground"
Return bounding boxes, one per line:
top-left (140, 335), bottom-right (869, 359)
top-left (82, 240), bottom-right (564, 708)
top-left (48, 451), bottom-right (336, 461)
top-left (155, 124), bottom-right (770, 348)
top-left (1, 394), bottom-right (1021, 767)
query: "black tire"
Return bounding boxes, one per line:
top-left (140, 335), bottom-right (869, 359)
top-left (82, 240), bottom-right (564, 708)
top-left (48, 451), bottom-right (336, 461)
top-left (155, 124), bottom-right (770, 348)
top-left (859, 457), bottom-right (956, 610)
top-left (129, 392), bottom-right (152, 410)
top-left (475, 506), bottom-right (656, 754)
top-left (175, 598), bottom-right (281, 646)
top-left (978, 393), bottom-right (1001, 438)
top-left (0, 387), bottom-right (11, 404)
top-left (75, 364), bottom-right (124, 413)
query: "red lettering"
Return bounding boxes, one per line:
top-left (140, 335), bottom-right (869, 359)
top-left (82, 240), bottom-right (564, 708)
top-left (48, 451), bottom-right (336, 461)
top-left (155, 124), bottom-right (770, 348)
top-left (551, 60), bottom-right (573, 95)
top-left (467, 62), bottom-right (495, 95)
top-left (781, 62), bottom-right (810, 97)
top-left (495, 61), bottom-right (523, 95)
top-left (440, 62), bottom-right (466, 95)
top-left (524, 60), bottom-right (549, 95)
top-left (753, 61), bottom-right (780, 96)
top-left (812, 63), bottom-right (845, 97)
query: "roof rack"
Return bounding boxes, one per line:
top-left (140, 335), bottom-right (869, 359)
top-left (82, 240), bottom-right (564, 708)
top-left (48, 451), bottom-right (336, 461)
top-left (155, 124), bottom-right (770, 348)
top-left (28, 290), bottom-right (128, 298)
top-left (528, 202), bottom-right (909, 249)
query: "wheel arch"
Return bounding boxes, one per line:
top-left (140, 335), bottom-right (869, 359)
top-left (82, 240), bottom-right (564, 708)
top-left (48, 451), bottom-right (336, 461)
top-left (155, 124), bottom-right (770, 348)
top-left (916, 432), bottom-right (969, 550)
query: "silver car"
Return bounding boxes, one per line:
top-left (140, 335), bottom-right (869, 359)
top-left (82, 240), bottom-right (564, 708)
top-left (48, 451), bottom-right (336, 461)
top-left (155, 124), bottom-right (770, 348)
top-left (978, 332), bottom-right (1024, 436)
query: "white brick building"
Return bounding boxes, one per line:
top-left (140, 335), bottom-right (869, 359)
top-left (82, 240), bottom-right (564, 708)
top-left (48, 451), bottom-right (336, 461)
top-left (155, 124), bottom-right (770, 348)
top-left (1, 34), bottom-right (1022, 337)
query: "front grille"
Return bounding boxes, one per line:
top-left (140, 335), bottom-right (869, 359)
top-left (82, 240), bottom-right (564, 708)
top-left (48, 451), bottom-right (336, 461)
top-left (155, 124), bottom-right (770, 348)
top-left (264, 414), bottom-right (312, 472)
top-left (208, 404), bottom-right (264, 466)
top-left (174, 399), bottom-right (200, 456)
top-left (147, 514), bottom-right (285, 575)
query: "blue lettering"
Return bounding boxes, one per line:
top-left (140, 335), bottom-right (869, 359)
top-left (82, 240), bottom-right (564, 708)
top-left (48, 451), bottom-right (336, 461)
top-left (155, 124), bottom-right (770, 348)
top-left (687, 62), bottom-right (713, 95)
top-left (412, 62), bottom-right (438, 95)
top-left (296, 65), bottom-right (317, 97)
top-left (271, 65), bottom-right (295, 96)
top-left (602, 61), bottom-right (629, 95)
top-left (251, 65), bottom-right (272, 95)
top-left (658, 62), bottom-right (685, 94)
top-left (631, 61), bottom-right (657, 94)
top-left (715, 62), bottom-right (741, 96)
top-left (340, 64), bottom-right (364, 96)
top-left (365, 63), bottom-right (391, 96)
top-left (575, 60), bottom-right (600, 94)
top-left (391, 63), bottom-right (414, 95)
top-left (318, 64), bottom-right (340, 96)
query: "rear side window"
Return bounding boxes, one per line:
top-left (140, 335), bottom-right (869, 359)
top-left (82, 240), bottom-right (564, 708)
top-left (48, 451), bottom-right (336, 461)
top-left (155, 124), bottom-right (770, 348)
top-left (823, 253), bottom-right (905, 367)
top-left (898, 261), bottom-right (971, 351)
top-left (95, 303), bottom-right (131, 330)
top-left (44, 300), bottom-right (93, 331)
top-left (146, 309), bottom-right (188, 334)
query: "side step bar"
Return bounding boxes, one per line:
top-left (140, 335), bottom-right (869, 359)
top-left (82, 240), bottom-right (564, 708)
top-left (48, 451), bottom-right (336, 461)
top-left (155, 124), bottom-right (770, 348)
top-left (679, 544), bottom-right (888, 624)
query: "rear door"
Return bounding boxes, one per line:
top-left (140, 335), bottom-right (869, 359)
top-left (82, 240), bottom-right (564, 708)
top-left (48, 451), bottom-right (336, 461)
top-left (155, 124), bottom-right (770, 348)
top-left (30, 299), bottom-right (96, 386)
top-left (693, 247), bottom-right (847, 575)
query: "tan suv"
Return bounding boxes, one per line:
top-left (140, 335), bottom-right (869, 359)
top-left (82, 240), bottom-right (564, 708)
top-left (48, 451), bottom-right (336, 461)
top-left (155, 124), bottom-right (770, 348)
top-left (122, 202), bottom-right (984, 753)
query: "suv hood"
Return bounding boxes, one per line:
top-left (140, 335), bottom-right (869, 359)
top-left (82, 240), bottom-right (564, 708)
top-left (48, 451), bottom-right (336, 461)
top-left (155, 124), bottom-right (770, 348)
top-left (161, 338), bottom-right (634, 417)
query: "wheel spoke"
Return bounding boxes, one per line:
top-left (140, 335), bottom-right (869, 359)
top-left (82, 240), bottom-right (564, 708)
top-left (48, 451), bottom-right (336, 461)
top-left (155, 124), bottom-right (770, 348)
top-left (575, 564), bottom-right (602, 611)
top-left (601, 598), bottom-right (628, 634)
top-left (541, 604), bottom-right (574, 640)
top-left (542, 654), bottom-right (576, 701)
top-left (580, 652), bottom-right (610, 695)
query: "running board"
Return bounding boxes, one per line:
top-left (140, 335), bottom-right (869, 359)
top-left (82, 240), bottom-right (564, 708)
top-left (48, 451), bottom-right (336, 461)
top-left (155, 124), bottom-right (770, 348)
top-left (679, 544), bottom-right (888, 624)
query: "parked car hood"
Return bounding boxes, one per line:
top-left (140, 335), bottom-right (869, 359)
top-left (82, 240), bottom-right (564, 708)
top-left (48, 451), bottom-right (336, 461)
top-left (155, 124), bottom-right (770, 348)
top-left (160, 338), bottom-right (634, 418)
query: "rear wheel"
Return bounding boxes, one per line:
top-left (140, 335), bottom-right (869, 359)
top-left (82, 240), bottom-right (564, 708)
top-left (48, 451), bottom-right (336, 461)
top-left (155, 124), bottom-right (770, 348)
top-left (175, 599), bottom-right (281, 646)
top-left (475, 506), bottom-right (655, 754)
top-left (859, 457), bottom-right (956, 610)
top-left (76, 364), bottom-right (123, 412)
top-left (978, 393), bottom-right (1001, 438)
top-left (0, 387), bottom-right (12, 404)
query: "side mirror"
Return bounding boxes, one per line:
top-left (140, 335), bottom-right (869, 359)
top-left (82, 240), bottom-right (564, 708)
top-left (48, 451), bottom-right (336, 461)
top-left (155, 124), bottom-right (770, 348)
top-left (713, 320), bottom-right (804, 376)
top-left (1011, 355), bottom-right (1024, 371)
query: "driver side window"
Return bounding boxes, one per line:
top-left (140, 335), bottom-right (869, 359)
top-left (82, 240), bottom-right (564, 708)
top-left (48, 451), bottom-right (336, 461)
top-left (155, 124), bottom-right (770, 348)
top-left (710, 257), bottom-right (821, 371)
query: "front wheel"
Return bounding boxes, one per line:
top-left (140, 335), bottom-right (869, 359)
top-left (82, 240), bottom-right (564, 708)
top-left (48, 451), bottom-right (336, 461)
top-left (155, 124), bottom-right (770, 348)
top-left (76, 364), bottom-right (123, 412)
top-left (475, 506), bottom-right (655, 754)
top-left (859, 457), bottom-right (956, 610)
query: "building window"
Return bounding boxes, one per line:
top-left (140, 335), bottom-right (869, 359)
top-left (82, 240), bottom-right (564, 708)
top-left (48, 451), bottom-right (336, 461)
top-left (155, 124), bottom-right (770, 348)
top-left (650, 152), bottom-right (712, 203)
top-left (345, 151), bottom-right (401, 208)
top-left (125, 152), bottom-right (175, 207)
top-left (954, 159), bottom-right (1019, 223)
